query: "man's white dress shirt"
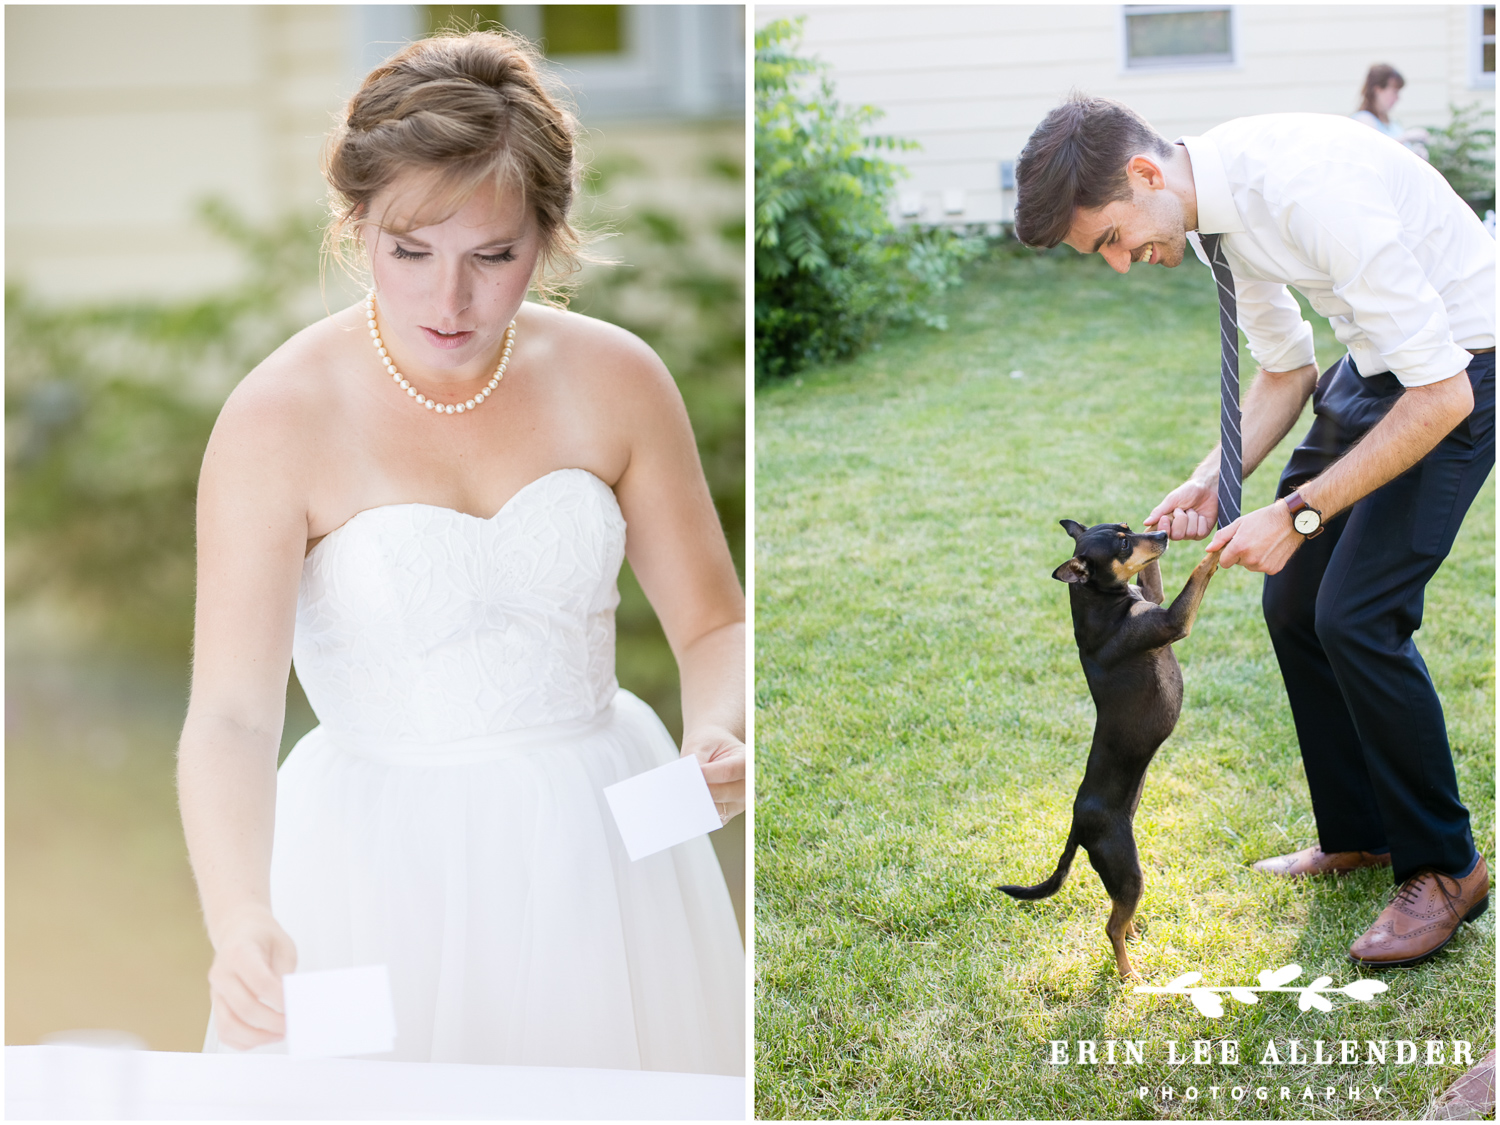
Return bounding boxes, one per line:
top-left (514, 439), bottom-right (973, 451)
top-left (1180, 113), bottom-right (1495, 388)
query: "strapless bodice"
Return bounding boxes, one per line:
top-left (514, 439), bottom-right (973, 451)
top-left (292, 468), bottom-right (625, 744)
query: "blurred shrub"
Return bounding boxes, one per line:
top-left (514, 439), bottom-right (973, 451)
top-left (573, 141), bottom-right (745, 577)
top-left (5, 202), bottom-right (324, 652)
top-left (1427, 101), bottom-right (1496, 216)
top-left (754, 18), bottom-right (979, 383)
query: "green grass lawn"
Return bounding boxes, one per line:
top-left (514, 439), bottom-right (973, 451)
top-left (753, 248), bottom-right (1495, 1120)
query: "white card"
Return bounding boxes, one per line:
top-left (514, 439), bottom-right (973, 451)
top-left (604, 755), bottom-right (723, 861)
top-left (283, 964), bottom-right (397, 1059)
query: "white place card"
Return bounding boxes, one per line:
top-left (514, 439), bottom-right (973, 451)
top-left (283, 964), bottom-right (397, 1059)
top-left (604, 755), bottom-right (723, 861)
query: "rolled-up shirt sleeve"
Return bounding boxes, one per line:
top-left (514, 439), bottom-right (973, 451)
top-left (1275, 166), bottom-right (1472, 386)
top-left (1234, 278), bottom-right (1316, 372)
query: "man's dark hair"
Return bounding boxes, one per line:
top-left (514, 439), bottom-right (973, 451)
top-left (1013, 92), bottom-right (1173, 249)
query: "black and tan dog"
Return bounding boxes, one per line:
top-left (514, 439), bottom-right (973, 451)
top-left (999, 520), bottom-right (1217, 978)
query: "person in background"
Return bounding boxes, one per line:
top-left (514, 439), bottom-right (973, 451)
top-left (1351, 63), bottom-right (1430, 160)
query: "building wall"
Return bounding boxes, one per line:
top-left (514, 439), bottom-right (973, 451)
top-left (755, 4), bottom-right (1496, 227)
top-left (6, 5), bottom-right (349, 302)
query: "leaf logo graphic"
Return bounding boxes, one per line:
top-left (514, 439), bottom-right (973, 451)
top-left (1341, 979), bottom-right (1390, 1002)
top-left (1258, 964), bottom-right (1302, 987)
top-left (1188, 989), bottom-right (1224, 1017)
top-left (1297, 976), bottom-right (1336, 1012)
top-left (1134, 964), bottom-right (1389, 1018)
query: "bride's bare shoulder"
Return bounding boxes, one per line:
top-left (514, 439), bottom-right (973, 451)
top-left (522, 303), bottom-right (679, 405)
top-left (202, 305), bottom-right (362, 489)
top-left (211, 305), bottom-right (362, 444)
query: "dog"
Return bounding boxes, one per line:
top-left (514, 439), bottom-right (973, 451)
top-left (999, 519), bottom-right (1217, 978)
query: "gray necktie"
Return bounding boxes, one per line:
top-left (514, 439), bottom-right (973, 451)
top-left (1200, 232), bottom-right (1242, 528)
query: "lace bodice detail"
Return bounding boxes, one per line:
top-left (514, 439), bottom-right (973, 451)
top-left (293, 469), bottom-right (624, 743)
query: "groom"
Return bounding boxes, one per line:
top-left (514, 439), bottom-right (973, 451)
top-left (1010, 94), bottom-right (1495, 968)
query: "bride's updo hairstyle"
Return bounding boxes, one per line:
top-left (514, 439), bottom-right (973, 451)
top-left (323, 30), bottom-right (582, 301)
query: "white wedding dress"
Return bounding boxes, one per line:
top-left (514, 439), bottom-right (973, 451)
top-left (202, 468), bottom-right (744, 1075)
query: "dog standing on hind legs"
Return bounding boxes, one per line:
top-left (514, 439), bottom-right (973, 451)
top-left (999, 519), bottom-right (1218, 978)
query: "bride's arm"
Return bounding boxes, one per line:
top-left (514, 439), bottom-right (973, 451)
top-left (177, 372), bottom-right (311, 1047)
top-left (606, 337), bottom-right (746, 820)
top-left (675, 623), bottom-right (747, 820)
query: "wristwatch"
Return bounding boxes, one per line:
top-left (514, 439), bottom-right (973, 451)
top-left (1284, 491), bottom-right (1324, 538)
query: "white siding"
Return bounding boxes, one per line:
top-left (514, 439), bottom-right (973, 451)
top-left (5, 5), bottom-right (350, 302)
top-left (756, 4), bottom-right (1496, 227)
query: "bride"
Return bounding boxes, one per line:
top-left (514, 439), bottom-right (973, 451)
top-left (176, 30), bottom-right (745, 1074)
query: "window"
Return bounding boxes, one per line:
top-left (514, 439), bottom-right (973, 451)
top-left (540, 6), bottom-right (621, 56)
top-left (426, 5), bottom-right (503, 37)
top-left (1122, 5), bottom-right (1235, 70)
top-left (414, 6), bottom-right (737, 121)
top-left (1474, 5), bottom-right (1495, 85)
top-left (424, 6), bottom-right (624, 57)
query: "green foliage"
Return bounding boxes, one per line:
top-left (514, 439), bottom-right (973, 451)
top-left (754, 19), bottom-right (978, 383)
top-left (571, 138), bottom-right (745, 573)
top-left (6, 202), bottom-right (326, 651)
top-left (1426, 101), bottom-right (1496, 215)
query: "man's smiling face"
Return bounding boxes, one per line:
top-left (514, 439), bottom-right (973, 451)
top-left (1061, 155), bottom-right (1190, 273)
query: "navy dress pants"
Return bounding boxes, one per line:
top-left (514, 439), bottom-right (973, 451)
top-left (1261, 351), bottom-right (1494, 885)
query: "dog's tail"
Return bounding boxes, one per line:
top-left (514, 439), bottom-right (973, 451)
top-left (997, 831), bottom-right (1079, 900)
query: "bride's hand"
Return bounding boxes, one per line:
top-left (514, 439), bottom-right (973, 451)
top-left (682, 726), bottom-right (746, 824)
top-left (207, 907), bottom-right (298, 1049)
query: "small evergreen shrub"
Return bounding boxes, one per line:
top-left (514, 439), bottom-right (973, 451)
top-left (1427, 101), bottom-right (1496, 216)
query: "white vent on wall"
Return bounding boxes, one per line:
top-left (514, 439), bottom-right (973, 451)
top-left (899, 192), bottom-right (923, 217)
top-left (943, 189), bottom-right (966, 215)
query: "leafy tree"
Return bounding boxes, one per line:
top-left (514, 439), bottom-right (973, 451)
top-left (755, 19), bottom-right (976, 382)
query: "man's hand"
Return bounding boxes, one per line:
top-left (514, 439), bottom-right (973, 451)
top-left (1206, 500), bottom-right (1303, 574)
top-left (1146, 363), bottom-right (1320, 543)
top-left (1145, 477), bottom-right (1218, 540)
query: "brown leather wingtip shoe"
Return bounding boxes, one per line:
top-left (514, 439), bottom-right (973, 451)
top-left (1349, 855), bottom-right (1490, 969)
top-left (1252, 844), bottom-right (1392, 878)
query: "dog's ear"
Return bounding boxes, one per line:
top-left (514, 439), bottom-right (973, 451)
top-left (1060, 519), bottom-right (1087, 541)
top-left (1052, 557), bottom-right (1089, 584)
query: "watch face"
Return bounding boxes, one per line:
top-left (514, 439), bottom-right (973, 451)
top-left (1293, 509), bottom-right (1320, 534)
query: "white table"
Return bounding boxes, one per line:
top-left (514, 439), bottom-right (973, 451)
top-left (4, 1045), bottom-right (746, 1120)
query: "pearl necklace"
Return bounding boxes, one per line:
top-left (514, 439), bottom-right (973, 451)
top-left (365, 291), bottom-right (515, 415)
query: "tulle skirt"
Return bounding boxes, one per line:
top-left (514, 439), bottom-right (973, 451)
top-left (202, 689), bottom-right (744, 1076)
